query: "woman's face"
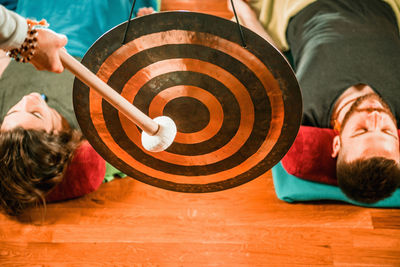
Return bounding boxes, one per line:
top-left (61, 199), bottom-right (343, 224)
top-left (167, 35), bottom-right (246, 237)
top-left (1, 92), bottom-right (63, 133)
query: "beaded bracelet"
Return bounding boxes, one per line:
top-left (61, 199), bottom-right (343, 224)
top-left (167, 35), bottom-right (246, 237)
top-left (7, 19), bottom-right (48, 63)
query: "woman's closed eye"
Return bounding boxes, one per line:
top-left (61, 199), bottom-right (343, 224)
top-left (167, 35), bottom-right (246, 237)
top-left (31, 112), bottom-right (43, 119)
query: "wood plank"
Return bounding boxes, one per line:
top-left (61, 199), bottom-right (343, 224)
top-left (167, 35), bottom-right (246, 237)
top-left (0, 221), bottom-right (358, 243)
top-left (0, 241), bottom-right (333, 266)
top-left (332, 229), bottom-right (400, 266)
top-left (333, 247), bottom-right (400, 266)
top-left (371, 210), bottom-right (400, 229)
top-left (352, 229), bottom-right (400, 250)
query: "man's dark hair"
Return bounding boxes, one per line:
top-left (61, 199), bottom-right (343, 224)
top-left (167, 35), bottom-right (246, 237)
top-left (336, 157), bottom-right (400, 204)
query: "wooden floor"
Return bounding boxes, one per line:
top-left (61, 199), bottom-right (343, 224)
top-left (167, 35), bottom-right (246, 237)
top-left (1, 1), bottom-right (400, 266)
top-left (1, 172), bottom-right (400, 266)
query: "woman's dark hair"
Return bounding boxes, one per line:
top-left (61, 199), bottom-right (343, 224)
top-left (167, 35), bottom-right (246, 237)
top-left (0, 127), bottom-right (82, 216)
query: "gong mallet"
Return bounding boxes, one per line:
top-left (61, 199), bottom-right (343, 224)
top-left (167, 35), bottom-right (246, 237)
top-left (60, 50), bottom-right (177, 152)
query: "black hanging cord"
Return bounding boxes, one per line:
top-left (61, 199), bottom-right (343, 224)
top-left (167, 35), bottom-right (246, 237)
top-left (122, 0), bottom-right (137, 44)
top-left (122, 0), bottom-right (246, 47)
top-left (230, 0), bottom-right (247, 48)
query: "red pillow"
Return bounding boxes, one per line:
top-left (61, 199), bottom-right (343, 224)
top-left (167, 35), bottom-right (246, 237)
top-left (281, 126), bottom-right (338, 185)
top-left (281, 126), bottom-right (400, 186)
top-left (46, 141), bottom-right (106, 202)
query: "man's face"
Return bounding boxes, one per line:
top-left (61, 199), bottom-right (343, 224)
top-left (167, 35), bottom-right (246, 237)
top-left (332, 94), bottom-right (400, 163)
top-left (1, 92), bottom-right (63, 133)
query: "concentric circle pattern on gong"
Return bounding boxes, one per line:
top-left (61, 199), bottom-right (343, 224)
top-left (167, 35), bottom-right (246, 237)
top-left (73, 11), bottom-right (302, 192)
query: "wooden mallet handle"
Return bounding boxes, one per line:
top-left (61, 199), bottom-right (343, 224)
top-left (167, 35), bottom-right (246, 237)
top-left (60, 49), bottom-right (159, 135)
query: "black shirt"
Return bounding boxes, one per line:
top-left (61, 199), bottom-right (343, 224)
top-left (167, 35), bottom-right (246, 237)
top-left (287, 0), bottom-right (400, 128)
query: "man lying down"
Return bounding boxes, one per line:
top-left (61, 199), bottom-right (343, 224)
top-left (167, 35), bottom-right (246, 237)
top-left (230, 0), bottom-right (400, 203)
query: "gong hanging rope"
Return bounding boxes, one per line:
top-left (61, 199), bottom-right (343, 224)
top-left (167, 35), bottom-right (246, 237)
top-left (72, 11), bottom-right (302, 193)
top-left (122, 0), bottom-right (137, 44)
top-left (122, 0), bottom-right (247, 47)
top-left (229, 0), bottom-right (247, 47)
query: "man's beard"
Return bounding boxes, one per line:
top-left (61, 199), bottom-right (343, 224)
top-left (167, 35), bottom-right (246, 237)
top-left (340, 93), bottom-right (397, 133)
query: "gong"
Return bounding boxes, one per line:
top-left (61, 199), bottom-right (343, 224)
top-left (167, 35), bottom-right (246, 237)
top-left (73, 11), bottom-right (302, 193)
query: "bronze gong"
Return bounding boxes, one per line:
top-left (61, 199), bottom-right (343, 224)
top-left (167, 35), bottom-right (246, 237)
top-left (73, 11), bottom-right (302, 193)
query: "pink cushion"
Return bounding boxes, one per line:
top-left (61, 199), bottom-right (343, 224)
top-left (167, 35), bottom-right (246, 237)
top-left (281, 126), bottom-right (400, 186)
top-left (46, 141), bottom-right (106, 202)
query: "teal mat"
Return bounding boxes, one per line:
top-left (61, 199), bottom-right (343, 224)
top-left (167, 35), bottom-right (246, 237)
top-left (272, 162), bottom-right (400, 208)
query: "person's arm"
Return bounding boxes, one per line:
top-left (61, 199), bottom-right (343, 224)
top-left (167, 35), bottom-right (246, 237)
top-left (0, 5), bottom-right (28, 50)
top-left (227, 0), bottom-right (279, 49)
top-left (0, 5), bottom-right (67, 73)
